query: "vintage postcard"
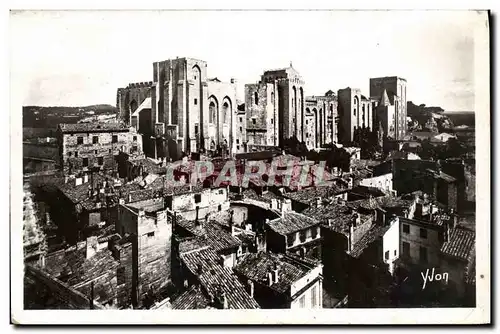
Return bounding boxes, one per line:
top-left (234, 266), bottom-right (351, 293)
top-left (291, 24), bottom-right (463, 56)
top-left (10, 9), bottom-right (490, 324)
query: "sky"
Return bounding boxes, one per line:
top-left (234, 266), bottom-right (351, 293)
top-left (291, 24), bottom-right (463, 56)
top-left (10, 10), bottom-right (487, 111)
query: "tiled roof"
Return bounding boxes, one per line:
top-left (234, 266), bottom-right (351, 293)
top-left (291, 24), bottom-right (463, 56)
top-left (44, 246), bottom-right (119, 305)
top-left (349, 185), bottom-right (387, 198)
top-left (178, 237), bottom-right (209, 254)
top-left (180, 247), bottom-right (259, 309)
top-left (234, 230), bottom-right (256, 247)
top-left (266, 211), bottom-right (319, 235)
top-left (234, 252), bottom-right (316, 294)
top-left (171, 285), bottom-right (210, 310)
top-left (126, 197), bottom-right (164, 212)
top-left (347, 195), bottom-right (414, 212)
top-left (441, 227), bottom-right (475, 261)
top-left (350, 225), bottom-right (391, 258)
top-left (303, 203), bottom-right (356, 235)
top-left (283, 185), bottom-right (344, 205)
top-left (239, 188), bottom-right (281, 204)
top-left (177, 219), bottom-right (241, 253)
top-left (59, 122), bottom-right (129, 133)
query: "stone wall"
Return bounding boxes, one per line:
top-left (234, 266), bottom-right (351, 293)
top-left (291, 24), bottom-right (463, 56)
top-left (117, 82), bottom-right (153, 125)
top-left (115, 241), bottom-right (135, 308)
top-left (60, 130), bottom-right (142, 175)
top-left (351, 215), bottom-right (374, 248)
top-left (136, 209), bottom-right (172, 306)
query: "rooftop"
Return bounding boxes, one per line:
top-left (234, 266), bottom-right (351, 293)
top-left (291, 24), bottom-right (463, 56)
top-left (180, 247), bottom-right (259, 309)
top-left (266, 211), bottom-right (319, 235)
top-left (303, 203), bottom-right (358, 235)
top-left (400, 215), bottom-right (445, 229)
top-left (441, 227), bottom-right (475, 261)
top-left (350, 225), bottom-right (391, 258)
top-left (171, 285), bottom-right (210, 310)
top-left (126, 197), bottom-right (164, 213)
top-left (44, 246), bottom-right (119, 305)
top-left (283, 184), bottom-right (344, 205)
top-left (234, 252), bottom-right (318, 294)
top-left (176, 219), bottom-right (241, 253)
top-left (59, 122), bottom-right (130, 134)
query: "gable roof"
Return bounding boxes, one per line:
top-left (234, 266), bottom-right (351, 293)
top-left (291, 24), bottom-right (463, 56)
top-left (171, 285), bottom-right (210, 310)
top-left (441, 227), bottom-right (475, 261)
top-left (266, 211), bottom-right (319, 235)
top-left (179, 247), bottom-right (260, 309)
top-left (234, 252), bottom-right (316, 294)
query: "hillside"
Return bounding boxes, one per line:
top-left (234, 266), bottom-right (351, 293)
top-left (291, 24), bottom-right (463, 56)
top-left (23, 104), bottom-right (118, 129)
top-left (407, 101), bottom-right (469, 133)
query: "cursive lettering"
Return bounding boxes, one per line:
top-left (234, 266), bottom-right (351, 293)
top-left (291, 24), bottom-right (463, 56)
top-left (421, 268), bottom-right (449, 290)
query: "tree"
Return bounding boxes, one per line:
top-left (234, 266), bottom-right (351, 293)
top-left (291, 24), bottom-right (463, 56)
top-left (281, 136), bottom-right (309, 157)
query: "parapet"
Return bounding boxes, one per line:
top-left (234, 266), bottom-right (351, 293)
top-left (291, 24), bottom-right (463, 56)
top-left (127, 81), bottom-right (154, 89)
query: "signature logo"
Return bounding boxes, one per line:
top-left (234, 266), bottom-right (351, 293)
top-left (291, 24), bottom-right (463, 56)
top-left (421, 268), bottom-right (449, 290)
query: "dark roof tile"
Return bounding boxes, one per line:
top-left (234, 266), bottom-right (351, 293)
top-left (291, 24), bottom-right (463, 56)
top-left (266, 211), bottom-right (319, 235)
top-left (441, 227), bottom-right (475, 261)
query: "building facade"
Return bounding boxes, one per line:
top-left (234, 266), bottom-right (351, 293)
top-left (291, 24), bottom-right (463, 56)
top-left (117, 57), bottom-right (237, 160)
top-left (117, 198), bottom-right (173, 308)
top-left (337, 87), bottom-right (373, 145)
top-left (57, 123), bottom-right (143, 176)
top-left (304, 90), bottom-right (339, 148)
top-left (244, 64), bottom-right (306, 151)
top-left (369, 76), bottom-right (408, 140)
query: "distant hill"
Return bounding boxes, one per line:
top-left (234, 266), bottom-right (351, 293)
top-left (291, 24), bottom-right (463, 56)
top-left (23, 104), bottom-right (118, 128)
top-left (443, 112), bottom-right (475, 127)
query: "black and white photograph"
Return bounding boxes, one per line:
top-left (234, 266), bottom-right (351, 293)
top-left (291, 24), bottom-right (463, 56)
top-left (10, 8), bottom-right (490, 324)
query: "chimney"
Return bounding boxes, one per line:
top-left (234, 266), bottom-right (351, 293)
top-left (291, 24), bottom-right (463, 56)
top-left (128, 193), bottom-right (132, 203)
top-left (196, 262), bottom-right (203, 275)
top-left (316, 197), bottom-right (322, 208)
top-left (195, 206), bottom-right (200, 222)
top-left (219, 255), bottom-right (226, 267)
top-left (267, 271), bottom-right (274, 286)
top-left (75, 177), bottom-right (83, 186)
top-left (86, 236), bottom-right (98, 259)
top-left (247, 280), bottom-right (254, 298)
top-left (220, 292), bottom-right (228, 309)
top-left (272, 264), bottom-right (279, 284)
